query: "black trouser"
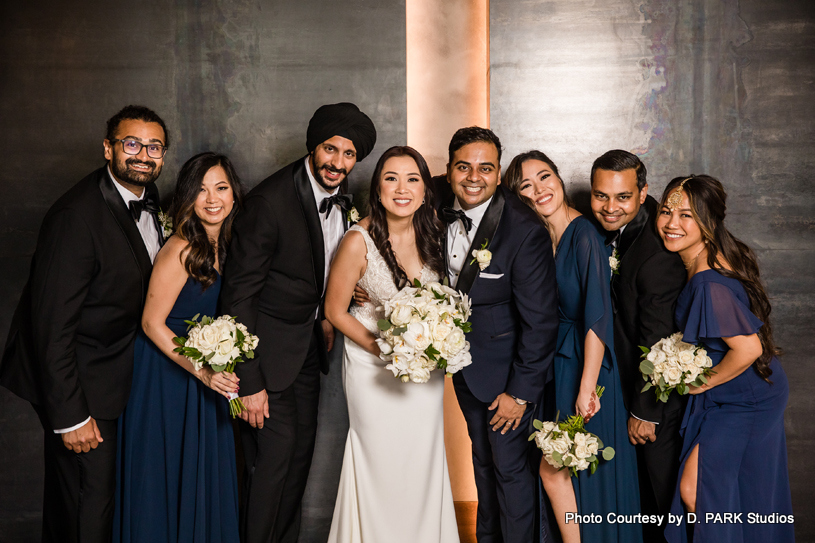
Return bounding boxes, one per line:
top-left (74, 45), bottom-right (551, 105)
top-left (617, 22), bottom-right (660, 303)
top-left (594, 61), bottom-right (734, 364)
top-left (35, 406), bottom-right (117, 543)
top-left (637, 407), bottom-right (684, 543)
top-left (239, 333), bottom-right (321, 543)
top-left (453, 372), bottom-right (537, 543)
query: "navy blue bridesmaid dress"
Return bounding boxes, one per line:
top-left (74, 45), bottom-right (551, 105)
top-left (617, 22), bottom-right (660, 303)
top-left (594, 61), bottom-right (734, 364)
top-left (664, 269), bottom-right (793, 543)
top-left (113, 274), bottom-right (240, 543)
top-left (550, 215), bottom-right (642, 543)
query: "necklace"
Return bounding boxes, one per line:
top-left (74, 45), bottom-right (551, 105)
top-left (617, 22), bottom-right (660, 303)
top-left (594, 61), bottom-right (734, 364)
top-left (683, 245), bottom-right (706, 270)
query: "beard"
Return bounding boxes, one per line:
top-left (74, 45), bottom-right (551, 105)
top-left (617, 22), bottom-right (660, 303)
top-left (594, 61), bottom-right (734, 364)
top-left (111, 156), bottom-right (162, 187)
top-left (310, 154), bottom-right (347, 191)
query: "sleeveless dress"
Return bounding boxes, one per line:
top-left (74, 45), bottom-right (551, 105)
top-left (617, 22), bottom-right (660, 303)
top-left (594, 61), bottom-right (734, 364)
top-left (664, 269), bottom-right (793, 543)
top-left (113, 274), bottom-right (240, 543)
top-left (327, 225), bottom-right (460, 543)
top-left (549, 216), bottom-right (642, 542)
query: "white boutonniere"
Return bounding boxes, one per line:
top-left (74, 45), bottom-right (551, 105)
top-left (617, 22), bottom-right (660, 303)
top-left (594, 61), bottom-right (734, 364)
top-left (609, 248), bottom-right (620, 276)
top-left (347, 206), bottom-right (360, 224)
top-left (470, 239), bottom-right (492, 271)
top-left (158, 211), bottom-right (173, 240)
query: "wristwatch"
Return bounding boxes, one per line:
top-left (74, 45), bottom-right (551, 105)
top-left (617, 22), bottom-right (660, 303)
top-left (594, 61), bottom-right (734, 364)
top-left (510, 394), bottom-right (527, 406)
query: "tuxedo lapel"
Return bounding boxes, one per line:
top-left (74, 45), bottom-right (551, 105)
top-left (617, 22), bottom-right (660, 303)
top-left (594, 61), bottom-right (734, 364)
top-left (456, 188), bottom-right (505, 295)
top-left (97, 170), bottom-right (152, 296)
top-left (293, 159), bottom-right (325, 296)
top-left (145, 182), bottom-right (165, 247)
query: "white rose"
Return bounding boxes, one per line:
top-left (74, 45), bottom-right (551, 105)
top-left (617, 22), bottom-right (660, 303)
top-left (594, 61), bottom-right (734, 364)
top-left (574, 445), bottom-right (591, 459)
top-left (472, 249), bottom-right (492, 271)
top-left (694, 353), bottom-right (711, 368)
top-left (390, 305), bottom-right (413, 326)
top-left (575, 457), bottom-right (590, 471)
top-left (678, 350), bottom-right (695, 365)
top-left (662, 341), bottom-right (678, 355)
top-left (551, 435), bottom-right (572, 456)
top-left (403, 322), bottom-right (432, 352)
top-left (443, 327), bottom-right (467, 356)
top-left (444, 348), bottom-right (472, 374)
top-left (198, 325), bottom-right (221, 353)
top-left (664, 366), bottom-right (683, 386)
top-left (585, 435), bottom-right (599, 456)
top-left (408, 363), bottom-right (431, 383)
top-left (431, 322), bottom-right (453, 343)
top-left (573, 433), bottom-right (587, 447)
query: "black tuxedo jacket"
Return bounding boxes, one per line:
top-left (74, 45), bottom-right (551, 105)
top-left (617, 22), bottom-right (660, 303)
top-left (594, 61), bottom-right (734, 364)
top-left (1, 167), bottom-right (157, 428)
top-left (609, 195), bottom-right (687, 422)
top-left (220, 157), bottom-right (346, 396)
top-left (435, 181), bottom-right (559, 405)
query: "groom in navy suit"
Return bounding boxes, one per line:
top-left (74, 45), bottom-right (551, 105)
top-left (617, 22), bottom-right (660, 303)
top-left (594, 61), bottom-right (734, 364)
top-left (435, 127), bottom-right (558, 543)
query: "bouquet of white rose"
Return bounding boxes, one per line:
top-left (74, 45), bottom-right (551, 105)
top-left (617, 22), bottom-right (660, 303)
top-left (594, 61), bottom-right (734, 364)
top-left (530, 398), bottom-right (616, 477)
top-left (173, 314), bottom-right (259, 417)
top-left (639, 331), bottom-right (714, 403)
top-left (376, 279), bottom-right (473, 383)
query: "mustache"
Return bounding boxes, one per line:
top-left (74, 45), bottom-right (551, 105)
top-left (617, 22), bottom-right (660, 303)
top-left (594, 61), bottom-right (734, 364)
top-left (126, 157), bottom-right (156, 169)
top-left (322, 165), bottom-right (347, 176)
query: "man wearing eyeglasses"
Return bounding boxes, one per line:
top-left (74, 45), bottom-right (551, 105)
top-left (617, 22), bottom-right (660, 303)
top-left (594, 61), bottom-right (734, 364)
top-left (1, 105), bottom-right (168, 543)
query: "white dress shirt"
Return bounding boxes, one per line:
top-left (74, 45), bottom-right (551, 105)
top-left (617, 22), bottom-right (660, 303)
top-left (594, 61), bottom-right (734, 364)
top-left (446, 195), bottom-right (493, 287)
top-left (304, 157), bottom-right (345, 298)
top-left (54, 169), bottom-right (162, 434)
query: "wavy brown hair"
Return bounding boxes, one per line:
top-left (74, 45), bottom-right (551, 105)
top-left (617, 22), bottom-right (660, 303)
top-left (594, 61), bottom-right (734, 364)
top-left (368, 146), bottom-right (445, 288)
top-left (658, 175), bottom-right (780, 381)
top-left (168, 152), bottom-right (245, 289)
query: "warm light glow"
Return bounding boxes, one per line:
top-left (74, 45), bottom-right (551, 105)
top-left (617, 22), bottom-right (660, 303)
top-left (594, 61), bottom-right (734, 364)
top-left (407, 0), bottom-right (490, 503)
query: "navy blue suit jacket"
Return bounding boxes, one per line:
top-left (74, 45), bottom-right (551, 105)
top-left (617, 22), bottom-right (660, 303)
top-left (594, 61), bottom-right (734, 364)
top-left (436, 181), bottom-right (559, 405)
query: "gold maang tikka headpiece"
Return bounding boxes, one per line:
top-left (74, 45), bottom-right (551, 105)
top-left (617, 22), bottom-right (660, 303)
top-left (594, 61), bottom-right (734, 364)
top-left (666, 176), bottom-right (693, 210)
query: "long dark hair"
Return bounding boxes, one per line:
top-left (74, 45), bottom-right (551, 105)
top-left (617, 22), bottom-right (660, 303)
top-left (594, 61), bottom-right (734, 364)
top-left (169, 152), bottom-right (245, 289)
top-left (367, 146), bottom-right (445, 288)
top-left (504, 150), bottom-right (570, 250)
top-left (659, 175), bottom-right (780, 381)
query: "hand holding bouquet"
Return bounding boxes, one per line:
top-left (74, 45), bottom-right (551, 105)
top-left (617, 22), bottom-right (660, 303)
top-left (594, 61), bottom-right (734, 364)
top-left (639, 332), bottom-right (714, 403)
top-left (530, 388), bottom-right (615, 477)
top-left (376, 279), bottom-right (473, 383)
top-left (173, 314), bottom-right (259, 417)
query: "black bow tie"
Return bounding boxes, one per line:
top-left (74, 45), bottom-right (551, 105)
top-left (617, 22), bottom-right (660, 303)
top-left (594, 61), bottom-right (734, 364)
top-left (440, 207), bottom-right (473, 233)
top-left (129, 194), bottom-right (160, 222)
top-left (319, 193), bottom-right (353, 218)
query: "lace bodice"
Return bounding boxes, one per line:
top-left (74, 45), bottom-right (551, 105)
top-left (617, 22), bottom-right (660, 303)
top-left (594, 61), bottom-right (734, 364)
top-left (348, 225), bottom-right (439, 333)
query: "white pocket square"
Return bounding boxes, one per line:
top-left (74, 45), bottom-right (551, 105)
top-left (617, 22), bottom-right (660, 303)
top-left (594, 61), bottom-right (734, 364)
top-left (479, 272), bottom-right (504, 279)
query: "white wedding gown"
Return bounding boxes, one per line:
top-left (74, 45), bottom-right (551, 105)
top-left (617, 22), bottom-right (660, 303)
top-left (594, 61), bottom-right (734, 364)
top-left (327, 225), bottom-right (459, 543)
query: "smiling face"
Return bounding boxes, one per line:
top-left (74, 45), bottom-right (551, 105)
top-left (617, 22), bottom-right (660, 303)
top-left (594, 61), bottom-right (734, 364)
top-left (656, 190), bottom-right (705, 259)
top-left (516, 158), bottom-right (566, 219)
top-left (377, 155), bottom-right (425, 219)
top-left (447, 141), bottom-right (501, 210)
top-left (309, 135), bottom-right (357, 191)
top-left (590, 168), bottom-right (647, 231)
top-left (103, 119), bottom-right (166, 192)
top-left (194, 165), bottom-right (234, 236)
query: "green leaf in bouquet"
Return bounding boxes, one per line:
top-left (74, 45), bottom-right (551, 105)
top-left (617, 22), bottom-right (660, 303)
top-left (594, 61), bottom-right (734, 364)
top-left (639, 345), bottom-right (651, 354)
top-left (595, 385), bottom-right (605, 399)
top-left (677, 382), bottom-right (687, 395)
top-left (442, 276), bottom-right (449, 286)
top-left (552, 451), bottom-right (563, 464)
top-left (172, 336), bottom-right (186, 346)
top-left (245, 350), bottom-right (255, 359)
top-left (587, 455), bottom-right (597, 463)
top-left (563, 455), bottom-right (572, 466)
top-left (425, 345), bottom-right (440, 357)
top-left (639, 360), bottom-right (655, 375)
top-left (236, 328), bottom-right (245, 343)
top-left (528, 433), bottom-right (537, 442)
top-left (602, 447), bottom-right (616, 461)
top-left (658, 375), bottom-right (667, 388)
top-left (595, 436), bottom-right (604, 449)
top-left (392, 326), bottom-right (407, 336)
top-left (436, 358), bottom-right (447, 370)
top-left (377, 319), bottom-right (392, 331)
top-left (413, 278), bottom-right (422, 288)
top-left (204, 351), bottom-right (215, 361)
top-left (697, 373), bottom-right (709, 384)
top-left (210, 363), bottom-right (227, 372)
top-left (641, 382), bottom-right (653, 392)
top-left (533, 419), bottom-right (543, 431)
top-left (590, 461), bottom-right (597, 475)
top-left (659, 390), bottom-right (670, 403)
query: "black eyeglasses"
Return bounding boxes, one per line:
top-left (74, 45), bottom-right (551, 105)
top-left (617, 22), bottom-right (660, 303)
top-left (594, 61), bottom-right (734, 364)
top-left (109, 139), bottom-right (168, 159)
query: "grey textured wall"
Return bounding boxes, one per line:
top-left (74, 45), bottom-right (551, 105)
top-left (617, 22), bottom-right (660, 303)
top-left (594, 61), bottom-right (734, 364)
top-left (0, 1), bottom-right (405, 541)
top-left (491, 0), bottom-right (815, 540)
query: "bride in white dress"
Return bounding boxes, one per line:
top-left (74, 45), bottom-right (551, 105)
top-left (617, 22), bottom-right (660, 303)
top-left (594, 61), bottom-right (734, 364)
top-left (324, 146), bottom-right (459, 543)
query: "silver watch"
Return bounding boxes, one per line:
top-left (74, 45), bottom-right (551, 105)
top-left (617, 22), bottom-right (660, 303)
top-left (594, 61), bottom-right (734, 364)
top-left (510, 395), bottom-right (527, 406)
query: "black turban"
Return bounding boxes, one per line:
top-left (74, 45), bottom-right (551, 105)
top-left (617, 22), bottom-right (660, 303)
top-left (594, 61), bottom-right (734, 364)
top-left (306, 102), bottom-right (377, 162)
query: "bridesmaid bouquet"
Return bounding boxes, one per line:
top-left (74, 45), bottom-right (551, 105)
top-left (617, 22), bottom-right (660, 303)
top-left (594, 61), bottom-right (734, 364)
top-left (172, 314), bottom-right (259, 417)
top-left (639, 332), bottom-right (714, 403)
top-left (376, 279), bottom-right (473, 383)
top-left (530, 389), bottom-right (616, 476)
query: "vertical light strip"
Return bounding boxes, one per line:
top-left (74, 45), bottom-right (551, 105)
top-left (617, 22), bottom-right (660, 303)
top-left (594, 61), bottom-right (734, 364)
top-left (406, 0), bottom-right (489, 503)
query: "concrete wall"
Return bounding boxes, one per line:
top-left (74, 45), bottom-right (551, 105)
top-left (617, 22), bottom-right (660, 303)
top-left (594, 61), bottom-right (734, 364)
top-left (0, 1), bottom-right (405, 541)
top-left (491, 0), bottom-right (815, 540)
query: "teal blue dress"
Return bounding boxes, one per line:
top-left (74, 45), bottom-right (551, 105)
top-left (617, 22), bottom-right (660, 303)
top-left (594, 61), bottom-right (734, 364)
top-left (113, 274), bottom-right (240, 543)
top-left (551, 216), bottom-right (642, 543)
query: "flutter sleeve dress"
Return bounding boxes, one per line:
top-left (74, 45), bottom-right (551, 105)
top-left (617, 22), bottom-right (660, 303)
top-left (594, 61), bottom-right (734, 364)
top-left (664, 269), bottom-right (793, 543)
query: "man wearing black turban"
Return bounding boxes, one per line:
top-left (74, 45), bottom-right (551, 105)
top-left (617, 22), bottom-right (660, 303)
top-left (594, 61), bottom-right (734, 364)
top-left (221, 102), bottom-right (376, 543)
